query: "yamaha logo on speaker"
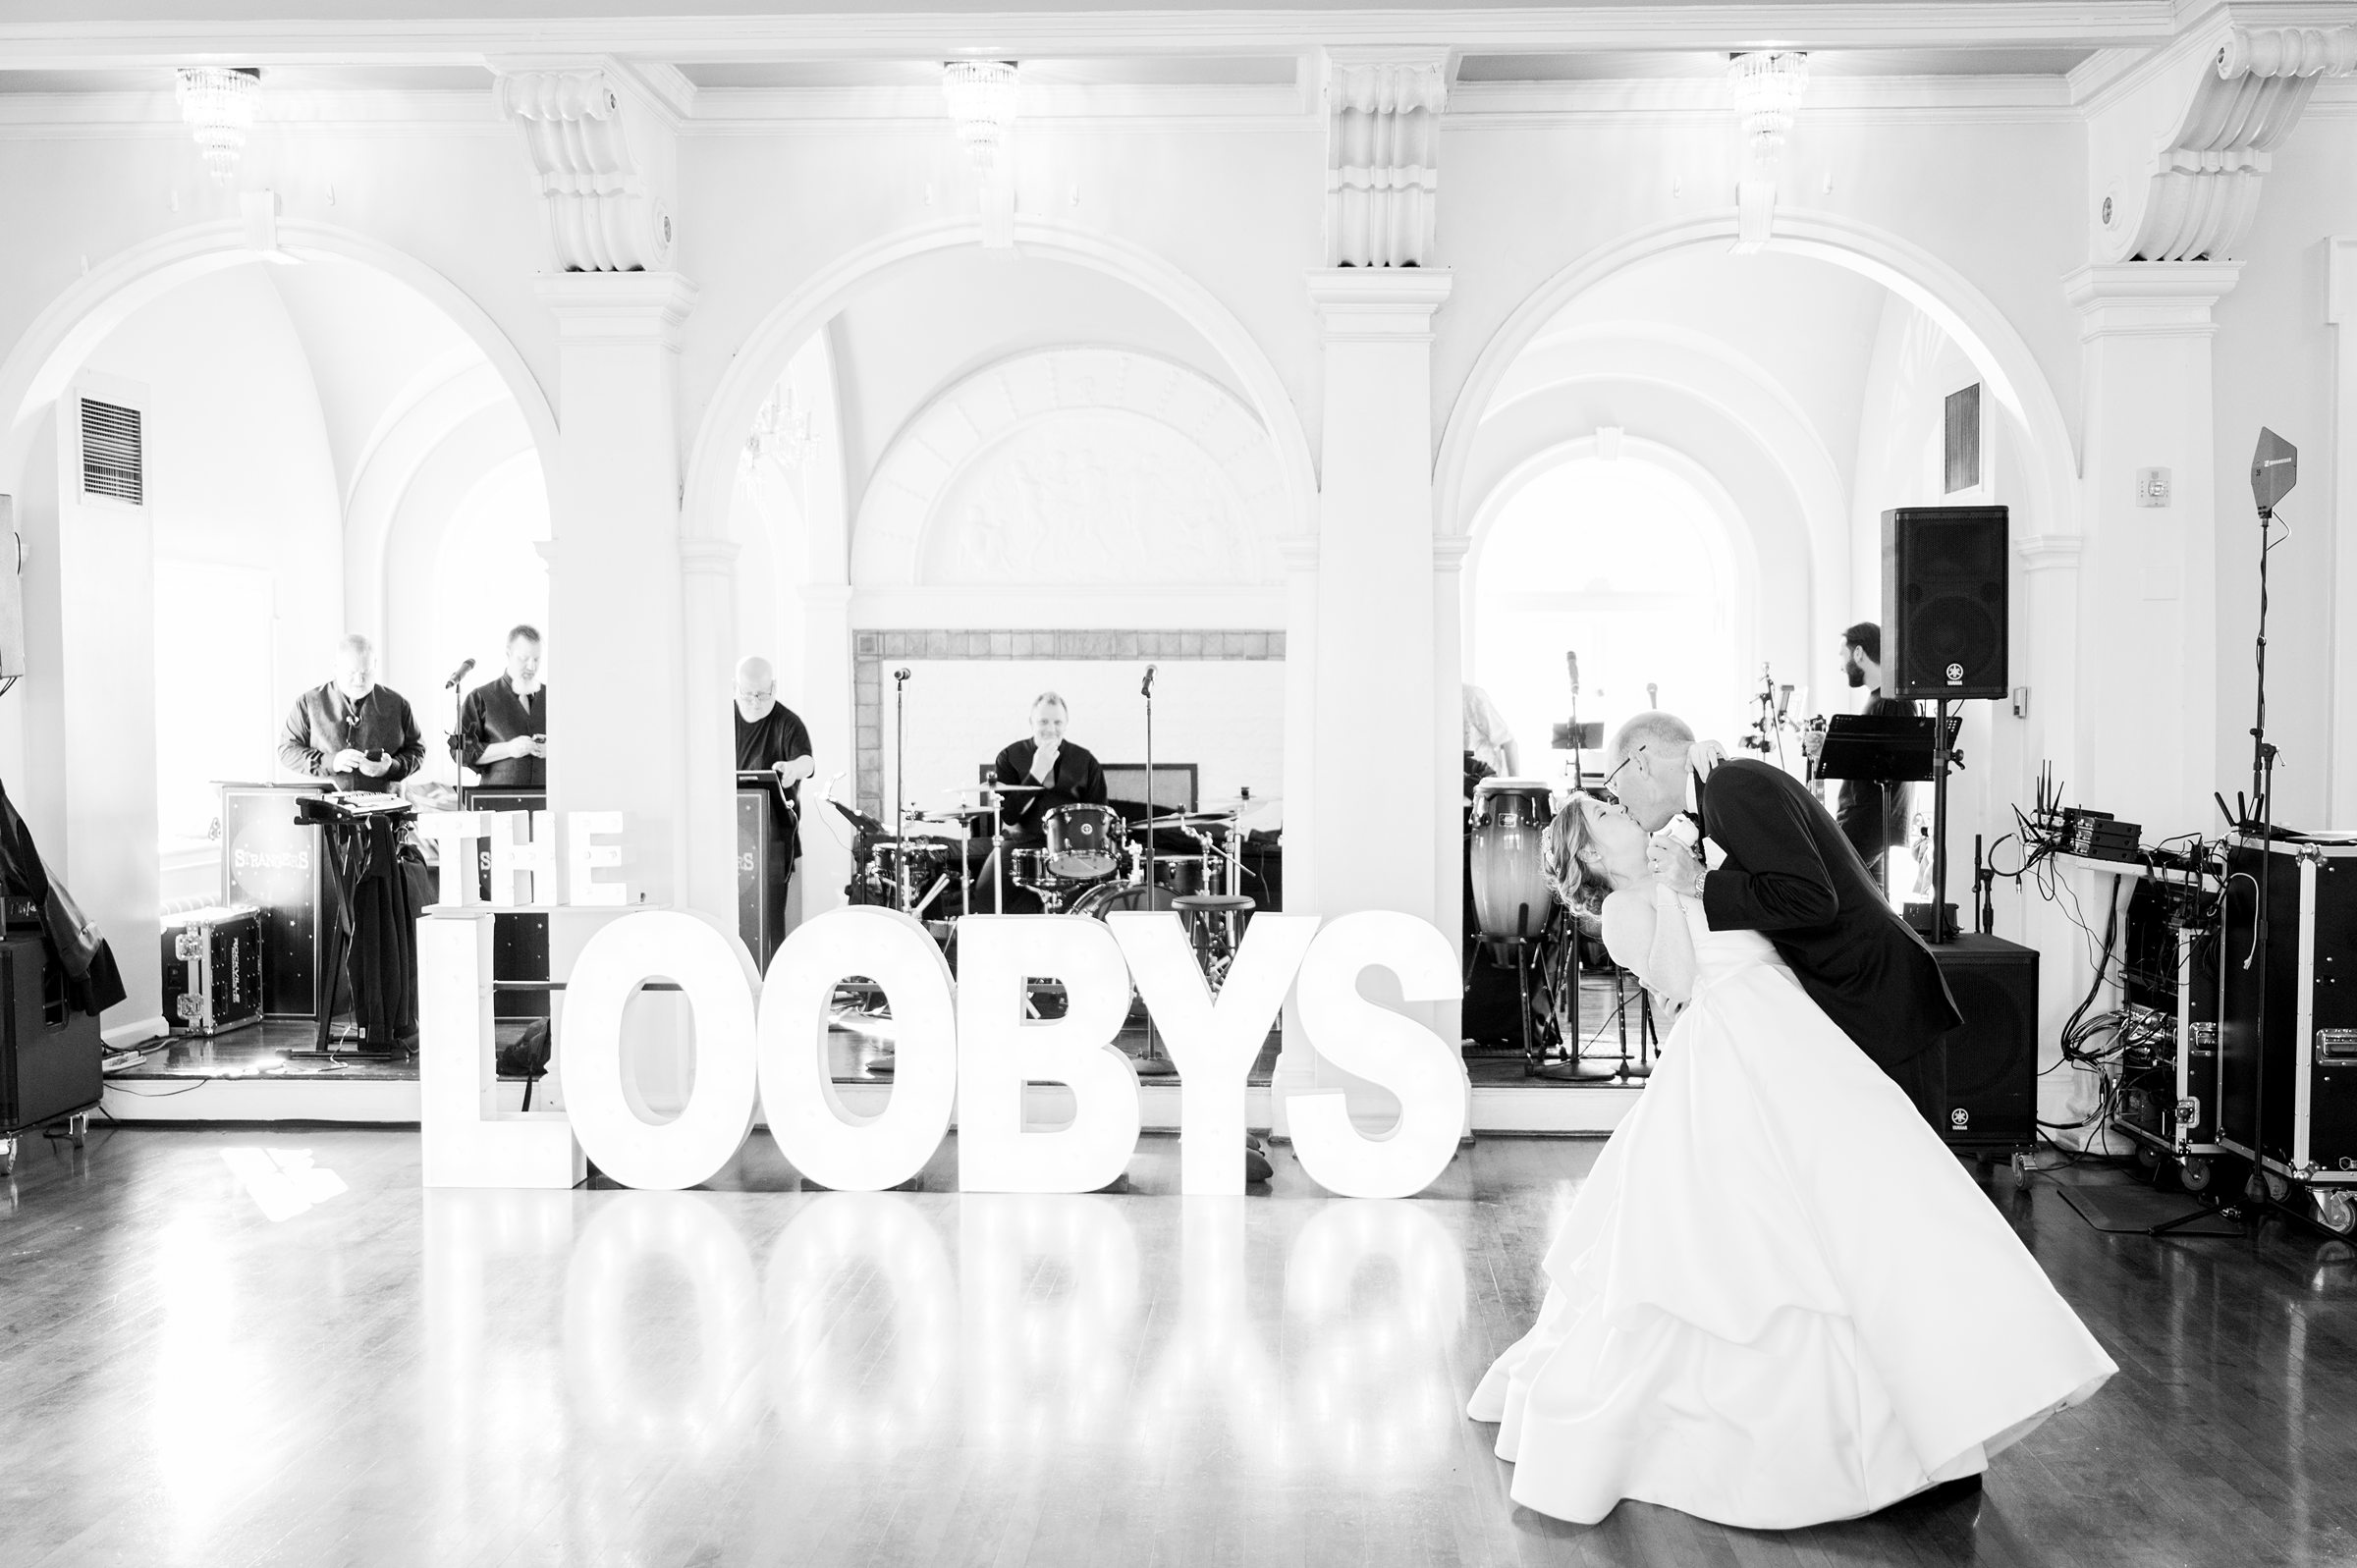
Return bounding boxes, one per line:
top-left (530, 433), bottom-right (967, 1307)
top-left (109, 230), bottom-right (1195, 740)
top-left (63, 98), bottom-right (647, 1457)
top-left (1946, 663), bottom-right (1964, 683)
top-left (1949, 1108), bottom-right (1970, 1130)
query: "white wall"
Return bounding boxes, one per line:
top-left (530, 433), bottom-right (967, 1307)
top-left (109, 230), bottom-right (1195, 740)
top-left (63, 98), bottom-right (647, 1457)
top-left (879, 658), bottom-right (1285, 826)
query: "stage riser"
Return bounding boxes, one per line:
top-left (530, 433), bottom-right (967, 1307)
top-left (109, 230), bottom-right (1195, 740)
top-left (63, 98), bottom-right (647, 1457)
top-left (102, 1078), bottom-right (1644, 1134)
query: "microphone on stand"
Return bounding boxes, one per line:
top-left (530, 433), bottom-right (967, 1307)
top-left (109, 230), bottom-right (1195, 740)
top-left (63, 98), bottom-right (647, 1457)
top-left (1564, 651), bottom-right (1579, 694)
top-left (893, 667), bottom-right (912, 685)
top-left (1141, 664), bottom-right (1156, 696)
top-left (443, 658), bottom-right (476, 691)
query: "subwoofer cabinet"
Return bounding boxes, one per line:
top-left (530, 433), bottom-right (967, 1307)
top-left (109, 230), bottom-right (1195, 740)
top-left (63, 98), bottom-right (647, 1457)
top-left (0, 935), bottom-right (101, 1170)
top-left (1931, 934), bottom-right (2039, 1158)
top-left (2218, 837), bottom-right (2357, 1230)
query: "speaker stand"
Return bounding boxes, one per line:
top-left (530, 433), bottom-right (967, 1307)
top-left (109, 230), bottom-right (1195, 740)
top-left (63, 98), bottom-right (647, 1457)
top-left (1929, 697), bottom-right (1954, 946)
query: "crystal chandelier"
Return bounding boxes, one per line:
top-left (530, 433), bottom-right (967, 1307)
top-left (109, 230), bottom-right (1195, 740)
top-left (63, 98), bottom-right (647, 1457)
top-left (942, 61), bottom-right (1020, 172)
top-left (174, 67), bottom-right (262, 185)
top-left (743, 385), bottom-right (817, 475)
top-left (1726, 51), bottom-right (1809, 163)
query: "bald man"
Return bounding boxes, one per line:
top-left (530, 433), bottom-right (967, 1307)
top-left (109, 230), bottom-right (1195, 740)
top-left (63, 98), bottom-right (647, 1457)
top-left (280, 633), bottom-right (425, 791)
top-left (735, 656), bottom-right (815, 797)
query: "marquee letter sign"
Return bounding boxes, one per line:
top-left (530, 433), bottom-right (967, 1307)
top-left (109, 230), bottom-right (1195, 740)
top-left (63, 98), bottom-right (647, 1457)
top-left (419, 862), bottom-right (1471, 1196)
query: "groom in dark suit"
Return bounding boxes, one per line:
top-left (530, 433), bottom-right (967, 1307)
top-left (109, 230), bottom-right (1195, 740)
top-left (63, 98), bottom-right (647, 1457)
top-left (1604, 711), bottom-right (1962, 1130)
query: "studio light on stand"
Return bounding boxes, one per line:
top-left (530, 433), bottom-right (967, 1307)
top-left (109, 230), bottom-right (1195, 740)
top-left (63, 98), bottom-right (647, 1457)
top-left (174, 66), bottom-right (262, 186)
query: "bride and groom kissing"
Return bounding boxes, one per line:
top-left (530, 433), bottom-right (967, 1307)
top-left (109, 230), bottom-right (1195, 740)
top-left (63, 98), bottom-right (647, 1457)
top-left (1468, 711), bottom-right (2115, 1530)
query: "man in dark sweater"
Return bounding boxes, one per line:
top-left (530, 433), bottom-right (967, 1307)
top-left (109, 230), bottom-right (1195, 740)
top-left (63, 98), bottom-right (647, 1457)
top-left (279, 633), bottom-right (424, 790)
top-left (460, 624), bottom-right (548, 789)
top-left (733, 656), bottom-right (814, 793)
top-left (1832, 622), bottom-right (1916, 890)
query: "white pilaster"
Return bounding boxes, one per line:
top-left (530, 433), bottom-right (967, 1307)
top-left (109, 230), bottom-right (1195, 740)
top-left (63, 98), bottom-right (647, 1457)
top-left (1272, 534), bottom-right (1321, 1138)
top-left (1432, 533), bottom-right (1472, 1065)
top-left (679, 536), bottom-right (739, 931)
top-left (796, 581), bottom-right (855, 922)
top-left (534, 271), bottom-right (696, 907)
top-left (2327, 237), bottom-right (2357, 829)
top-left (2063, 262), bottom-right (2238, 835)
top-left (1304, 269), bottom-right (1452, 1111)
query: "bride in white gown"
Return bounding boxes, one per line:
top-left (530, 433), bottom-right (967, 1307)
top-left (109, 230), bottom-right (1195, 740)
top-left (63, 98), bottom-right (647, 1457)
top-left (1468, 792), bottom-right (2115, 1530)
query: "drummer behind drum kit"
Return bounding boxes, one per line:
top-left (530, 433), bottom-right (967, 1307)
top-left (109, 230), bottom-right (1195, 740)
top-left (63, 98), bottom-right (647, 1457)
top-left (856, 785), bottom-right (1269, 979)
top-left (1467, 777), bottom-right (1658, 1082)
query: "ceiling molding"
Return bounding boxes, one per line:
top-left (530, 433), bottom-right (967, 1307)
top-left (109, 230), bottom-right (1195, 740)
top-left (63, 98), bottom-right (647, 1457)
top-left (0, 4), bottom-right (2184, 71)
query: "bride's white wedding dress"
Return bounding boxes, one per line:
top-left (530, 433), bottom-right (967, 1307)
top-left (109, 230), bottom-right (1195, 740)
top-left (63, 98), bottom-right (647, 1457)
top-left (1468, 893), bottom-right (2115, 1529)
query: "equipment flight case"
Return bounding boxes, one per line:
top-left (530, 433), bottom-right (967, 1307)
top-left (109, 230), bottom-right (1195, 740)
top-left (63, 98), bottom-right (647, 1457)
top-left (160, 904), bottom-right (264, 1036)
top-left (0, 933), bottom-right (100, 1176)
top-left (2216, 835), bottom-right (2357, 1234)
top-left (2108, 857), bottom-right (2229, 1192)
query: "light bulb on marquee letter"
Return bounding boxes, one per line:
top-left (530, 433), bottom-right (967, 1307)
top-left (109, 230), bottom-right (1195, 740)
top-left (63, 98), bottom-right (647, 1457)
top-left (1288, 911), bottom-right (1468, 1199)
top-left (562, 910), bottom-right (760, 1190)
top-left (1109, 910), bottom-right (1318, 1195)
top-left (757, 906), bottom-right (957, 1191)
top-left (955, 915), bottom-right (1141, 1193)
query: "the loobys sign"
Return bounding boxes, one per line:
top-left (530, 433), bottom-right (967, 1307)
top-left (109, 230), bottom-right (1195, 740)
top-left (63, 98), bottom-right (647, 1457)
top-left (413, 813), bottom-right (1469, 1200)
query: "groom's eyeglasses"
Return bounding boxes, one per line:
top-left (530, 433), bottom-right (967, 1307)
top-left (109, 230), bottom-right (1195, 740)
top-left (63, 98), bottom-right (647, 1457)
top-left (1601, 746), bottom-right (1644, 793)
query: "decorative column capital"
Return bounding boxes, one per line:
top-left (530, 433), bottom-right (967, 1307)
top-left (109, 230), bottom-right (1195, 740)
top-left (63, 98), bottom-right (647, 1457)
top-left (532, 271), bottom-right (699, 349)
top-left (2062, 262), bottom-right (2239, 340)
top-left (1432, 535), bottom-right (1473, 572)
top-left (678, 537), bottom-right (740, 576)
top-left (2015, 533), bottom-right (2085, 573)
top-left (2092, 23), bottom-right (2356, 264)
top-left (493, 61), bottom-right (678, 273)
top-left (1305, 268), bottom-right (1453, 343)
top-left (1320, 46), bottom-right (1451, 269)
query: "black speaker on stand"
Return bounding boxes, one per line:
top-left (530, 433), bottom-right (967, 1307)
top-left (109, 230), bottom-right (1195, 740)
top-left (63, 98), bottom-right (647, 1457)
top-left (1883, 505), bottom-right (2033, 1163)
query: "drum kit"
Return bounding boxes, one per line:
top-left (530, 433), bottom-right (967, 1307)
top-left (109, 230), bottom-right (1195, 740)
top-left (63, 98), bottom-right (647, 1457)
top-left (855, 784), bottom-right (1265, 963)
top-left (1466, 777), bottom-right (1658, 1081)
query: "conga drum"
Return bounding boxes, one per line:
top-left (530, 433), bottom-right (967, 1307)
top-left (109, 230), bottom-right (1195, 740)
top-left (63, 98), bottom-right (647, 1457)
top-left (1468, 778), bottom-right (1558, 942)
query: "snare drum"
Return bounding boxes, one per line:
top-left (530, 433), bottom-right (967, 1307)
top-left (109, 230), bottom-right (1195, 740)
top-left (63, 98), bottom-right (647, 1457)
top-left (1152, 854), bottom-right (1207, 897)
top-left (1469, 778), bottom-right (1558, 941)
top-left (1009, 847), bottom-right (1053, 892)
top-left (1045, 803), bottom-right (1121, 880)
top-left (871, 839), bottom-right (951, 906)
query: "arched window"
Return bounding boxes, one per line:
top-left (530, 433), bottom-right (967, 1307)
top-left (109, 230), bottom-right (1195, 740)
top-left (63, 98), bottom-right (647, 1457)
top-left (1468, 456), bottom-right (1744, 784)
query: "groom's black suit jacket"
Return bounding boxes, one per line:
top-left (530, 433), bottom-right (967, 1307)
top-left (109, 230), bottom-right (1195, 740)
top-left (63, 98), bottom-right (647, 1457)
top-left (1696, 758), bottom-right (1961, 1071)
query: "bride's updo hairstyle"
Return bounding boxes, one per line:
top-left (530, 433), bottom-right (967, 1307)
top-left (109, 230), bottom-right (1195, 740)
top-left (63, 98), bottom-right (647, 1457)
top-left (1543, 792), bottom-right (1616, 923)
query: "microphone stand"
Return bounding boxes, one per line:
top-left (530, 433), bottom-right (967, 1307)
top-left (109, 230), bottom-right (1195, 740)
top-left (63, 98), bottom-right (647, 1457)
top-left (1137, 664), bottom-right (1172, 1075)
top-left (893, 669), bottom-right (910, 911)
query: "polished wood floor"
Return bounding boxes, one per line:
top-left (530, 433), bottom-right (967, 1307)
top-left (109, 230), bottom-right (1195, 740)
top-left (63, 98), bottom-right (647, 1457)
top-left (3, 1127), bottom-right (2345, 1567)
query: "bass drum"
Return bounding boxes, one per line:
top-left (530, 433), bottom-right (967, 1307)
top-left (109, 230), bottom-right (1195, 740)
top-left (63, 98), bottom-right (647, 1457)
top-left (1067, 881), bottom-right (1179, 919)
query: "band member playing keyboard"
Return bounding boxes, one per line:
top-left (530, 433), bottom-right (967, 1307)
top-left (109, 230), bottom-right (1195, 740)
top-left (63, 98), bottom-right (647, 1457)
top-left (279, 633), bottom-right (425, 791)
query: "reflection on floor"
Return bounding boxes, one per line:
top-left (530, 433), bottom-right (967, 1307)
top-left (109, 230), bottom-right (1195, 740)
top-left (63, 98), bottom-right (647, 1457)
top-left (4, 1128), bottom-right (2335, 1566)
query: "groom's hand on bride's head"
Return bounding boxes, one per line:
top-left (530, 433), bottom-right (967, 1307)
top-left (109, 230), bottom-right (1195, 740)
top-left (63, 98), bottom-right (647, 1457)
top-left (1647, 839), bottom-right (1706, 894)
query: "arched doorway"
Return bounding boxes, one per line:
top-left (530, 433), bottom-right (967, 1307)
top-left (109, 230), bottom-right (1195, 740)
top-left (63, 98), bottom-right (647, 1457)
top-left (0, 222), bottom-right (555, 1041)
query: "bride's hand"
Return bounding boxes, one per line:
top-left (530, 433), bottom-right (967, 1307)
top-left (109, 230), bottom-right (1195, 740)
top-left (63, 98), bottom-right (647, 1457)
top-left (1646, 839), bottom-right (1706, 895)
top-left (1692, 739), bottom-right (1730, 777)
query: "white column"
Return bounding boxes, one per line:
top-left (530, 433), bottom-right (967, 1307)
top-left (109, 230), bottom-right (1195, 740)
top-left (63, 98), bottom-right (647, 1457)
top-left (2013, 535), bottom-right (2093, 1131)
top-left (1271, 536), bottom-right (1321, 1136)
top-left (796, 581), bottom-right (854, 921)
top-left (535, 272), bottom-right (697, 1112)
top-left (1304, 269), bottom-right (1452, 1105)
top-left (534, 272), bottom-right (697, 908)
top-left (2327, 237), bottom-right (2357, 830)
top-left (1432, 534), bottom-right (1471, 1062)
top-left (679, 537), bottom-right (739, 929)
top-left (2063, 263), bottom-right (2239, 835)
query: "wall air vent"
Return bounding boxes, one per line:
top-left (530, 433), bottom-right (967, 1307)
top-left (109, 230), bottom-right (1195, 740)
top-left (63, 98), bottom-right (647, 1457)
top-left (80, 398), bottom-right (143, 505)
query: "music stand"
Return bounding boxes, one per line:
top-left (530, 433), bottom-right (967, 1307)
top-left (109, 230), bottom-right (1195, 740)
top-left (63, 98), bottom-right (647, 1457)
top-left (1809, 714), bottom-right (1956, 784)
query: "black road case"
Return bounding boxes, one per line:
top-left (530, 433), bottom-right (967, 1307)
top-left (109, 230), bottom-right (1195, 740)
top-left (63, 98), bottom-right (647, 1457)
top-left (161, 904), bottom-right (264, 1036)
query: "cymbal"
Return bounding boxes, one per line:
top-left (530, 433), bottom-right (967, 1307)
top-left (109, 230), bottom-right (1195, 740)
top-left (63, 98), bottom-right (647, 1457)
top-left (1132, 811), bottom-right (1237, 834)
top-left (933, 804), bottom-right (1000, 819)
top-left (980, 783), bottom-right (1047, 792)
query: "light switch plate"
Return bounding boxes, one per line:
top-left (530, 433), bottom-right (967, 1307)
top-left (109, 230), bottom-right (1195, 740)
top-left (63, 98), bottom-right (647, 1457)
top-left (2135, 467), bottom-right (2171, 507)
